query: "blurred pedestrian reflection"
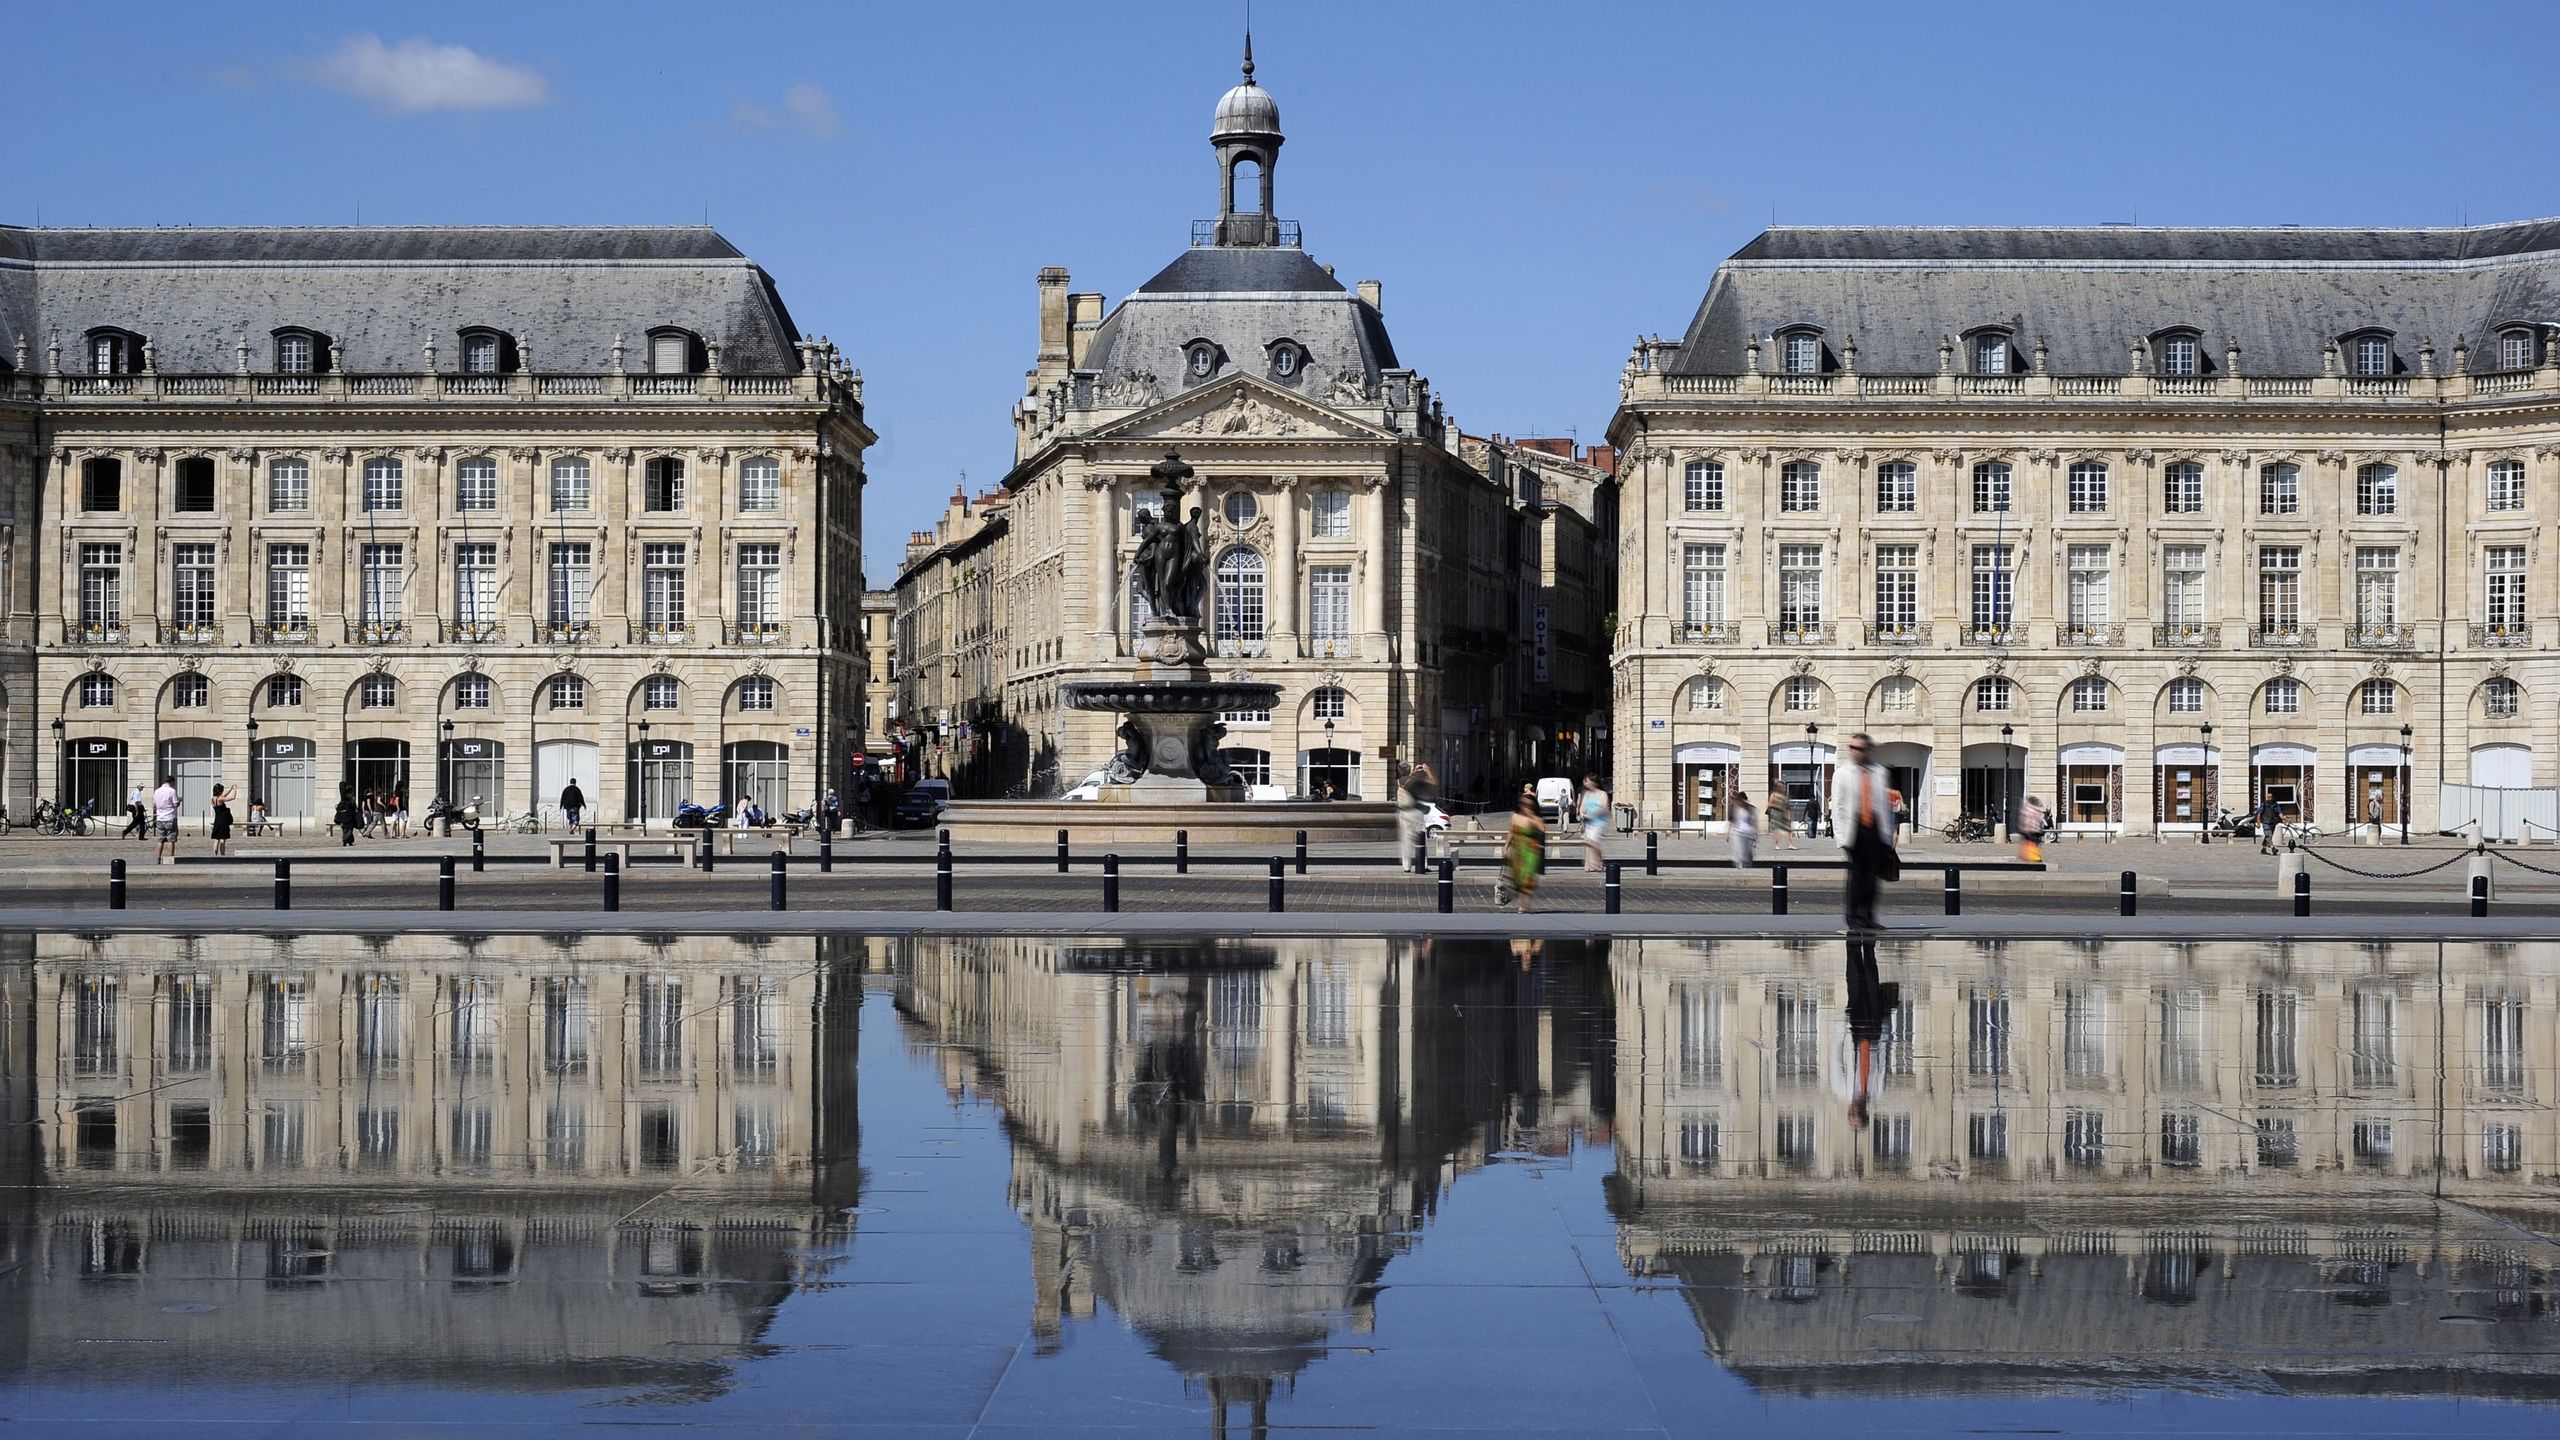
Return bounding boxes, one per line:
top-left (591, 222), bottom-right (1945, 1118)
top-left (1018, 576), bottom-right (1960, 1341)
top-left (1844, 937), bottom-right (1898, 1130)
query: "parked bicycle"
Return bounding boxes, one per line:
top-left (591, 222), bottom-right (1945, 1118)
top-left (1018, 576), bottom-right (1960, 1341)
top-left (1939, 814), bottom-right (1994, 843)
top-left (36, 797), bottom-right (94, 836)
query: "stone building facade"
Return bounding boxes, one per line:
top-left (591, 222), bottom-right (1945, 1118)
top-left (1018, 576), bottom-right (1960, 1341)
top-left (1611, 221), bottom-right (2560, 837)
top-left (0, 225), bottom-right (870, 827)
top-left (920, 50), bottom-right (1590, 802)
top-left (890, 486), bottom-right (1007, 788)
top-left (1462, 435), bottom-right (1620, 783)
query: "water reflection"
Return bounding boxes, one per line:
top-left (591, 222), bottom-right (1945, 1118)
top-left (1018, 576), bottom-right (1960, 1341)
top-left (9, 933), bottom-right (864, 1398)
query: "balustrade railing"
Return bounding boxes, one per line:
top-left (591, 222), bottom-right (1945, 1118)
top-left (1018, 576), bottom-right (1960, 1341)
top-left (629, 376), bottom-right (701, 396)
top-left (1866, 622), bottom-right (1932, 645)
top-left (2470, 623), bottom-right (2530, 648)
top-left (2345, 377), bottom-right (2410, 398)
top-left (163, 376), bottom-right (229, 395)
top-left (1676, 622), bottom-right (1737, 645)
top-left (348, 621), bottom-right (408, 644)
top-left (253, 376), bottom-right (319, 395)
top-left (34, 369), bottom-right (832, 405)
top-left (537, 375), bottom-right (605, 395)
top-left (2349, 623), bottom-right (2414, 649)
top-left (638, 622), bottom-right (691, 644)
top-left (2473, 370), bottom-right (2535, 395)
top-left (441, 375), bottom-right (507, 395)
top-left (726, 621), bottom-right (788, 646)
top-left (2153, 376), bottom-right (2217, 396)
top-left (445, 619), bottom-right (504, 644)
top-left (1859, 375), bottom-right (1929, 396)
top-left (2151, 623), bottom-right (2220, 648)
top-left (2055, 376), bottom-right (2120, 396)
top-left (2250, 624), bottom-right (2310, 647)
top-left (1771, 622), bottom-right (1835, 645)
top-left (1958, 375), bottom-right (2025, 395)
top-left (2058, 623), bottom-right (2121, 647)
top-left (1961, 623), bottom-right (2016, 646)
top-left (544, 623), bottom-right (597, 645)
top-left (67, 619), bottom-right (127, 643)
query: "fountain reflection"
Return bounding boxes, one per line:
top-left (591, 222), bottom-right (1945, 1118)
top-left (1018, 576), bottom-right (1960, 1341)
top-left (892, 935), bottom-right (1613, 1431)
top-left (1607, 935), bottom-right (2560, 1397)
top-left (1, 932), bottom-right (865, 1399)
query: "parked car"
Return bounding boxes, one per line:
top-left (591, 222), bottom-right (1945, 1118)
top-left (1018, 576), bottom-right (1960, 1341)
top-left (1418, 802), bottom-right (1452, 833)
top-left (1534, 777), bottom-right (1575, 813)
top-left (1245, 783), bottom-right (1288, 803)
top-left (894, 780), bottom-right (954, 827)
top-left (1061, 769), bottom-right (1109, 802)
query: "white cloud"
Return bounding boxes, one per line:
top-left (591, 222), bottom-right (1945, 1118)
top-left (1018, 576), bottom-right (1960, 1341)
top-left (306, 34), bottom-right (552, 112)
top-left (729, 81), bottom-right (840, 139)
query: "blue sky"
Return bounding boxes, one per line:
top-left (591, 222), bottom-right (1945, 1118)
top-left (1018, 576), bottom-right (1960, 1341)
top-left (11, 1), bottom-right (2559, 582)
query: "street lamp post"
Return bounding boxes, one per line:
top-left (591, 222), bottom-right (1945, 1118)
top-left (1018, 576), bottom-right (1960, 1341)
top-left (1805, 722), bottom-right (1823, 837)
top-left (439, 718), bottom-right (455, 835)
top-left (636, 719), bottom-right (652, 828)
top-left (2199, 722), bottom-right (2214, 845)
top-left (1998, 723), bottom-right (2014, 842)
top-left (49, 717), bottom-right (64, 810)
top-left (2399, 722), bottom-right (2413, 845)
top-left (244, 717), bottom-right (260, 812)
top-left (1323, 716), bottom-right (1337, 799)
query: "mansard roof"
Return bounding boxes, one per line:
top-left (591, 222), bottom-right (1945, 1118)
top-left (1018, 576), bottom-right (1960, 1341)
top-left (1669, 217), bottom-right (2560, 376)
top-left (1082, 245), bottom-right (1398, 392)
top-left (0, 224), bottom-right (804, 373)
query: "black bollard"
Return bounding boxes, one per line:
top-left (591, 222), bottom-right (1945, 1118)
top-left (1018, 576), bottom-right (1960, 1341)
top-left (1944, 866), bottom-right (1963, 916)
top-left (1103, 853), bottom-right (1120, 913)
top-left (699, 828), bottom-right (716, 873)
top-left (2293, 869), bottom-right (2310, 918)
top-left (1772, 864), bottom-right (1790, 916)
top-left (819, 829), bottom-right (833, 873)
top-left (273, 859), bottom-right (291, 911)
top-left (583, 827), bottom-right (597, 873)
top-left (438, 856), bottom-right (456, 912)
top-left (471, 826), bottom-right (485, 873)
top-left (108, 857), bottom-right (126, 911)
top-left (2471, 873), bottom-right (2488, 919)
top-left (1437, 856), bottom-right (1454, 914)
top-left (2120, 870), bottom-right (2137, 917)
top-left (1645, 831), bottom-right (1659, 877)
top-left (1057, 828), bottom-right (1070, 875)
top-left (1605, 860), bottom-right (1623, 916)
top-left (1176, 830), bottom-right (1190, 875)
top-left (936, 845), bottom-right (953, 911)
top-left (770, 850), bottom-right (788, 911)
top-left (1295, 830), bottom-right (1308, 876)
top-left (603, 852), bottom-right (621, 911)
top-left (1411, 828), bottom-right (1427, 876)
top-left (1268, 857), bottom-right (1285, 913)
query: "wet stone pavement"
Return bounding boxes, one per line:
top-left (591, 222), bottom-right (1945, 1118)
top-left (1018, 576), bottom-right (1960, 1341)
top-left (1, 930), bottom-right (2555, 1435)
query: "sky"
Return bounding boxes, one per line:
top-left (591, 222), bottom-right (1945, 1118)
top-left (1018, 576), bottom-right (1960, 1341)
top-left (10, 1), bottom-right (2560, 583)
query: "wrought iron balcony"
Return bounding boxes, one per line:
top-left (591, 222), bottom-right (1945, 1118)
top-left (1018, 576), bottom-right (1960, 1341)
top-left (251, 620), bottom-right (311, 644)
top-left (1772, 622), bottom-right (1835, 646)
top-left (158, 620), bottom-right (218, 644)
top-left (2349, 623), bottom-right (2414, 649)
top-left (2250, 624), bottom-right (2310, 647)
top-left (1962, 623), bottom-right (2017, 647)
top-left (727, 621), bottom-right (788, 646)
top-left (1866, 622), bottom-right (1932, 645)
top-left (638, 621), bottom-right (690, 644)
top-left (348, 620), bottom-right (408, 644)
top-left (2058, 623), bottom-right (2121, 648)
top-left (1307, 636), bottom-right (1359, 661)
top-left (2471, 623), bottom-right (2531, 648)
top-left (1212, 637), bottom-right (1268, 659)
top-left (1678, 622), bottom-right (1739, 645)
top-left (2151, 623), bottom-right (2219, 648)
top-left (68, 619), bottom-right (127, 644)
top-left (544, 622), bottom-right (597, 645)
top-left (444, 619), bottom-right (503, 644)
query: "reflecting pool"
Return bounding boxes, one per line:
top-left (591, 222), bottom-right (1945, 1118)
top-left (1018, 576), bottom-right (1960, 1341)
top-left (2, 932), bottom-right (2554, 1435)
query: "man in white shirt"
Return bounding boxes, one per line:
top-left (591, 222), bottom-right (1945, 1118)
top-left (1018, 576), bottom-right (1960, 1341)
top-left (151, 774), bottom-right (182, 864)
top-left (1827, 733), bottom-right (1896, 931)
top-left (120, 782), bottom-right (148, 840)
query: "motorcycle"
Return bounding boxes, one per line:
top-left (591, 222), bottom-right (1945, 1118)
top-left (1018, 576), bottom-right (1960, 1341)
top-left (781, 806), bottom-right (815, 827)
top-left (2208, 807), bottom-right (2258, 839)
top-left (670, 801), bottom-right (729, 831)
top-left (424, 794), bottom-right (483, 836)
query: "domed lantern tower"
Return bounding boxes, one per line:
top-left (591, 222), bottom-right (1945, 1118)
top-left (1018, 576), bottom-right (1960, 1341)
top-left (1211, 38), bottom-right (1285, 247)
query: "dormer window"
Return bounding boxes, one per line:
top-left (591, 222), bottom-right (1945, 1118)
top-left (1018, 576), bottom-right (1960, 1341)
top-left (1266, 339), bottom-right (1304, 379)
top-left (1777, 328), bottom-right (1822, 375)
top-left (274, 330), bottom-right (318, 375)
top-left (2499, 326), bottom-right (2540, 372)
top-left (87, 329), bottom-right (141, 376)
top-left (647, 329), bottom-right (699, 376)
top-left (1968, 330), bottom-right (2012, 375)
top-left (460, 330), bottom-right (503, 375)
top-left (1184, 340), bottom-right (1224, 381)
top-left (2347, 332), bottom-right (2395, 378)
top-left (2154, 329), bottom-right (2202, 377)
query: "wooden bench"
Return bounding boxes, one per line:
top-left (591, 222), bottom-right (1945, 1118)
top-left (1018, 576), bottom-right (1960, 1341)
top-left (546, 835), bottom-right (699, 870)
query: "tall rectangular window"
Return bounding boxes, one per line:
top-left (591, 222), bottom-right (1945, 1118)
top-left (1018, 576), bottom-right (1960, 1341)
top-left (1682, 544), bottom-right (1725, 632)
top-left (738, 457), bottom-right (781, 512)
top-left (2486, 459), bottom-right (2526, 512)
top-left (79, 543), bottom-right (123, 625)
top-left (1308, 564), bottom-right (1351, 640)
top-left (1683, 460), bottom-right (1724, 513)
top-left (362, 457), bottom-right (404, 512)
top-left (1310, 488), bottom-right (1351, 537)
top-left (2255, 989), bottom-right (2299, 1088)
top-left (2258, 546), bottom-right (2301, 631)
top-left (454, 456), bottom-right (498, 512)
top-left (549, 457), bottom-right (591, 511)
top-left (2259, 463), bottom-right (2299, 516)
top-left (735, 543), bottom-right (782, 629)
top-left (2355, 463), bottom-right (2397, 517)
top-left (2163, 461), bottom-right (2204, 514)
top-left (453, 542), bottom-right (497, 627)
top-left (1874, 460), bottom-right (1916, 513)
top-left (2354, 547), bottom-right (2398, 632)
top-left (268, 457), bottom-right (310, 512)
top-left (1777, 544), bottom-right (1822, 628)
top-left (642, 543), bottom-right (688, 631)
top-left (2066, 544), bottom-right (2111, 629)
top-left (2502, 331), bottom-right (2539, 371)
top-left (2067, 462), bottom-right (2108, 513)
top-left (644, 457), bottom-right (684, 512)
top-left (1972, 462), bottom-right (2012, 514)
top-left (2485, 545), bottom-right (2527, 630)
top-left (1970, 544), bottom-right (2012, 630)
top-left (2162, 545), bottom-right (2205, 632)
top-left (360, 543), bottom-right (403, 629)
top-left (1873, 544), bottom-right (1917, 630)
top-left (170, 543), bottom-right (217, 630)
top-left (1778, 461), bottom-right (1820, 513)
top-left (265, 544), bottom-right (309, 631)
top-left (548, 542), bottom-right (593, 629)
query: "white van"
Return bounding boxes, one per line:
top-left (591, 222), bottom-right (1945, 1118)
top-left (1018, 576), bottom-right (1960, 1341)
top-left (1534, 777), bottom-right (1576, 813)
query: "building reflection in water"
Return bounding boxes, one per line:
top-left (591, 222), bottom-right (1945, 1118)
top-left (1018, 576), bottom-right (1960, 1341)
top-left (0, 933), bottom-right (864, 1398)
top-left (1608, 935), bottom-right (2560, 1397)
top-left (892, 936), bottom-right (1614, 1434)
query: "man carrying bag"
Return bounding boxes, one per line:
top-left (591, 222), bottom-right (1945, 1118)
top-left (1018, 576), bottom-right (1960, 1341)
top-left (1829, 733), bottom-right (1900, 932)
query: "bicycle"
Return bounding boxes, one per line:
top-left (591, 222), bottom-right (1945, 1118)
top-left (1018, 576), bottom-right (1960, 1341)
top-left (2278, 820), bottom-right (2326, 848)
top-left (1939, 814), bottom-right (1994, 843)
top-left (498, 810), bottom-right (544, 835)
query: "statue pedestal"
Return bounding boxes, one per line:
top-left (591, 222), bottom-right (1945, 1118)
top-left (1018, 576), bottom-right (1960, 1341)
top-left (1102, 709), bottom-right (1246, 803)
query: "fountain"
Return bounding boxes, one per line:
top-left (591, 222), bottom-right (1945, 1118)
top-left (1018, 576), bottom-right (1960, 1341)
top-left (942, 450), bottom-right (1397, 845)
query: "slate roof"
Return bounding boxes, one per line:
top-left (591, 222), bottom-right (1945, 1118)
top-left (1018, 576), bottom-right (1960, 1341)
top-left (1083, 245), bottom-right (1398, 393)
top-left (1670, 218), bottom-right (2560, 376)
top-left (0, 224), bottom-right (804, 374)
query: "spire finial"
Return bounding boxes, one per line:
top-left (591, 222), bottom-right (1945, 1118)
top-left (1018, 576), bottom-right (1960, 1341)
top-left (1242, 30), bottom-right (1254, 83)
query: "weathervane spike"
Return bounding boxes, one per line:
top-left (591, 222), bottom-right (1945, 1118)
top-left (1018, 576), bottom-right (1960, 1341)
top-left (1242, 1), bottom-right (1255, 81)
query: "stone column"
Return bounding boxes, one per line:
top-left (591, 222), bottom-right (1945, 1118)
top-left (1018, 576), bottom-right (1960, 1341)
top-left (1358, 473), bottom-right (1388, 654)
top-left (1083, 471), bottom-right (1114, 660)
top-left (1269, 473), bottom-right (1300, 651)
top-left (131, 449), bottom-right (162, 630)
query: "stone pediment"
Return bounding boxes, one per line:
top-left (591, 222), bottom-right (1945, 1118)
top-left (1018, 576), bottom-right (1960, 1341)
top-left (1092, 375), bottom-right (1389, 445)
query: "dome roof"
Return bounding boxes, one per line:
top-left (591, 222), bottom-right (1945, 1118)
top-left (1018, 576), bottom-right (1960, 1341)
top-left (1213, 79), bottom-right (1279, 138)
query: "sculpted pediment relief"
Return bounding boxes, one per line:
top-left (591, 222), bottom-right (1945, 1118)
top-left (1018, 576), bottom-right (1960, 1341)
top-left (1094, 376), bottom-right (1386, 444)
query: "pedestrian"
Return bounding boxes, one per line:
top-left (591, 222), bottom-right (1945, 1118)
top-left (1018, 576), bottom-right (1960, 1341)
top-left (389, 790), bottom-right (408, 838)
top-left (332, 785), bottom-right (361, 847)
top-left (1766, 788), bottom-right (1797, 850)
top-left (362, 789), bottom-right (391, 840)
top-left (248, 798), bottom-right (270, 836)
top-left (2367, 793), bottom-right (2384, 845)
top-left (1399, 762), bottom-right (1438, 864)
top-left (1504, 786), bottom-right (1547, 914)
top-left (121, 781), bottom-right (147, 841)
top-left (2018, 795), bottom-right (2050, 864)
top-left (560, 778), bottom-right (587, 831)
top-left (823, 786), bottom-right (842, 838)
top-left (1803, 787), bottom-right (1826, 841)
top-left (152, 773), bottom-right (182, 865)
top-left (1829, 733), bottom-right (1899, 932)
top-left (2256, 792), bottom-right (2284, 855)
top-left (208, 784), bottom-right (235, 857)
top-left (1844, 936), bottom-right (1899, 1131)
top-left (1727, 791), bottom-right (1760, 869)
top-left (1577, 773), bottom-right (1610, 873)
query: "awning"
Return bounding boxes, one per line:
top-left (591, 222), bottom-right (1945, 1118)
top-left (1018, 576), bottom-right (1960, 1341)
top-left (1673, 742), bottom-right (1742, 765)
top-left (2346, 743), bottom-right (2406, 765)
top-left (2251, 743), bottom-right (2316, 766)
top-left (2154, 744), bottom-right (2220, 765)
top-left (2059, 743), bottom-right (2124, 765)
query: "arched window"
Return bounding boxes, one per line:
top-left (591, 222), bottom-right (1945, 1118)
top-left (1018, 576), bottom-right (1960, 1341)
top-left (1214, 546), bottom-right (1266, 652)
top-left (1878, 677), bottom-right (1918, 713)
top-left (80, 675), bottom-right (116, 708)
top-left (2484, 677), bottom-right (2522, 719)
top-left (2350, 334), bottom-right (2394, 377)
top-left (2155, 330), bottom-right (2202, 377)
top-left (453, 676), bottom-right (492, 709)
top-left (2166, 677), bottom-right (2204, 714)
top-left (2162, 460), bottom-right (2204, 514)
top-left (172, 674), bottom-right (210, 709)
top-left (648, 330), bottom-right (697, 376)
top-left (273, 329), bottom-right (322, 375)
top-left (1230, 158), bottom-right (1263, 214)
top-left (2499, 327), bottom-right (2541, 372)
top-left (642, 676), bottom-right (681, 710)
top-left (1782, 676), bottom-right (1821, 712)
top-left (2264, 677), bottom-right (2302, 715)
top-left (736, 677), bottom-right (777, 712)
top-left (459, 330), bottom-right (503, 375)
top-left (2358, 679), bottom-right (2397, 716)
top-left (86, 328), bottom-right (141, 376)
top-left (2069, 677), bottom-right (2109, 712)
top-left (1873, 460), bottom-right (1916, 512)
top-left (1687, 675), bottom-right (1725, 710)
top-left (1778, 329), bottom-right (1821, 374)
top-left (1973, 676), bottom-right (2013, 712)
top-left (266, 674), bottom-right (304, 708)
top-left (359, 676), bottom-right (398, 709)
top-left (1969, 330), bottom-right (2012, 375)
top-left (548, 675), bottom-right (587, 710)
top-left (1310, 686), bottom-right (1349, 721)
